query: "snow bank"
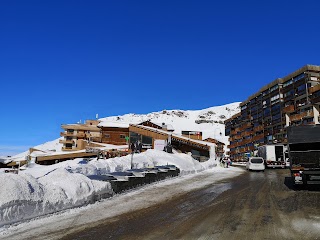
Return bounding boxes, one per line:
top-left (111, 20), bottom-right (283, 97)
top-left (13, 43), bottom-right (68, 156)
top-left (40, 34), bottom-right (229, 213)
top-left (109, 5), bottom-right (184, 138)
top-left (0, 169), bottom-right (111, 227)
top-left (0, 150), bottom-right (217, 227)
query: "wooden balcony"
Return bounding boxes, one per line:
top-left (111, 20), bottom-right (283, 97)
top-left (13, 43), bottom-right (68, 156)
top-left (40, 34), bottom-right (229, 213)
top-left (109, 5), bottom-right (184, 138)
top-left (242, 122), bottom-right (252, 128)
top-left (77, 132), bottom-right (86, 138)
top-left (310, 95), bottom-right (320, 104)
top-left (59, 139), bottom-right (74, 144)
top-left (243, 131), bottom-right (253, 137)
top-left (60, 132), bottom-right (75, 137)
top-left (282, 105), bottom-right (295, 113)
top-left (230, 130), bottom-right (237, 135)
top-left (253, 125), bottom-right (264, 132)
top-left (234, 135), bottom-right (242, 140)
top-left (309, 84), bottom-right (320, 94)
top-left (248, 146), bottom-right (255, 151)
top-left (290, 111), bottom-right (314, 122)
top-left (62, 147), bottom-right (78, 151)
top-left (252, 134), bottom-right (264, 141)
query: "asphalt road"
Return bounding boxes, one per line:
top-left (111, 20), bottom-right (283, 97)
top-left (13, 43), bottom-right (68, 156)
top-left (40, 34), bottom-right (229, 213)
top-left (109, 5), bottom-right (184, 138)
top-left (62, 168), bottom-right (320, 240)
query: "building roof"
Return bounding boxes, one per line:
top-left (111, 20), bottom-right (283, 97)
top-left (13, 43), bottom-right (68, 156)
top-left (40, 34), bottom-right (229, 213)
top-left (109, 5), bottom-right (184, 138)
top-left (203, 138), bottom-right (225, 145)
top-left (98, 121), bottom-right (130, 128)
top-left (130, 124), bottom-right (215, 149)
top-left (61, 124), bottom-right (100, 131)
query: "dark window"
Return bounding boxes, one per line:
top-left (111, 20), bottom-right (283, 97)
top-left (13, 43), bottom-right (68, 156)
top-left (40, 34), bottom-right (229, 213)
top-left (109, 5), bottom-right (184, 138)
top-left (120, 134), bottom-right (126, 139)
top-left (105, 134), bottom-right (110, 138)
top-left (65, 143), bottom-right (73, 149)
top-left (250, 158), bottom-right (264, 163)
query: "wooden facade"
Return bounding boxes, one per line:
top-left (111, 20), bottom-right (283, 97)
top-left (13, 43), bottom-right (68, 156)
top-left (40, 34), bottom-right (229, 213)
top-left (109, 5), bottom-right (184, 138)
top-left (204, 138), bottom-right (225, 157)
top-left (129, 125), bottom-right (211, 158)
top-left (139, 120), bottom-right (163, 129)
top-left (60, 120), bottom-right (101, 151)
top-left (100, 126), bottom-right (129, 145)
top-left (181, 131), bottom-right (203, 140)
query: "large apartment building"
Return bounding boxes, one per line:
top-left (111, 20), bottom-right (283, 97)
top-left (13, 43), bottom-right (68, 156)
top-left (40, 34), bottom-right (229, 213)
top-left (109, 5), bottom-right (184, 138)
top-left (225, 65), bottom-right (320, 161)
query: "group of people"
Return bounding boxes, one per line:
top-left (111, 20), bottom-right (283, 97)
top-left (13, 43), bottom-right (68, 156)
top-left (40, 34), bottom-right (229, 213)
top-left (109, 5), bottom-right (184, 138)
top-left (130, 140), bottom-right (142, 153)
top-left (220, 157), bottom-right (231, 168)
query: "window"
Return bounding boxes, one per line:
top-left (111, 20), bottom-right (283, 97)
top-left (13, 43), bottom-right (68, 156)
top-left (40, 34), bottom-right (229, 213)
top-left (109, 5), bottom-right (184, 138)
top-left (270, 85), bottom-right (279, 92)
top-left (296, 84), bottom-right (306, 92)
top-left (293, 73), bottom-right (305, 82)
top-left (142, 135), bottom-right (152, 145)
top-left (241, 105), bottom-right (247, 110)
top-left (104, 134), bottom-right (110, 138)
top-left (284, 90), bottom-right (294, 98)
top-left (264, 108), bottom-right (270, 117)
top-left (270, 94), bottom-right (280, 102)
top-left (65, 143), bottom-right (73, 149)
top-left (120, 134), bottom-right (126, 139)
top-left (283, 80), bottom-right (293, 87)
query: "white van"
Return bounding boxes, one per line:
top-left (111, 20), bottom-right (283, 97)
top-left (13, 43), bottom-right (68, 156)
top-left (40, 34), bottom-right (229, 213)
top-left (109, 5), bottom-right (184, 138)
top-left (246, 157), bottom-right (265, 171)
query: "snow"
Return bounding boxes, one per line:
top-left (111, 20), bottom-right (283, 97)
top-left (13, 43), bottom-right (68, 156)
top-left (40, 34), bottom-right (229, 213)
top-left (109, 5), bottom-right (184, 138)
top-left (0, 149), bottom-right (222, 229)
top-left (0, 102), bottom-right (242, 236)
top-left (0, 159), bottom-right (244, 239)
top-left (99, 102), bottom-right (241, 146)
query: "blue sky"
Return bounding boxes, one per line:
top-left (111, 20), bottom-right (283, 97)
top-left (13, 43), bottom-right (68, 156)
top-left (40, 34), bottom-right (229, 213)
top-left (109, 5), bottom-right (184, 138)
top-left (1, 0), bottom-right (320, 156)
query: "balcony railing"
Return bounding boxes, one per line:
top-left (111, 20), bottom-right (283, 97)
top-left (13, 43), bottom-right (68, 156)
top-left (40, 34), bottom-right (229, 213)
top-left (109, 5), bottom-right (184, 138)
top-left (309, 84), bottom-right (320, 94)
top-left (282, 105), bottom-right (295, 113)
top-left (253, 125), bottom-right (264, 132)
top-left (77, 132), bottom-right (86, 138)
top-left (290, 111), bottom-right (314, 122)
top-left (252, 134), bottom-right (264, 141)
top-left (59, 139), bottom-right (74, 144)
top-left (310, 95), bottom-right (320, 104)
top-left (243, 131), bottom-right (253, 137)
top-left (60, 132), bottom-right (75, 137)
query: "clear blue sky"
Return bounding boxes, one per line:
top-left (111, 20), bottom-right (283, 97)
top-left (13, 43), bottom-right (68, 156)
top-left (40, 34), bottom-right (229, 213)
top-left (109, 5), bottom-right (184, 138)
top-left (1, 0), bottom-right (320, 156)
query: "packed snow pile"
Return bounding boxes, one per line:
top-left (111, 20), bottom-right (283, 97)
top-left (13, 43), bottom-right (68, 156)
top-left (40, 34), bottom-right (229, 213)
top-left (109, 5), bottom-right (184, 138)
top-left (0, 149), bottom-right (217, 227)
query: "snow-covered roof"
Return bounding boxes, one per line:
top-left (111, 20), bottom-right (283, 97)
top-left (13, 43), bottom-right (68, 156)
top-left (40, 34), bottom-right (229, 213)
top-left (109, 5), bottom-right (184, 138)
top-left (133, 125), bottom-right (215, 149)
top-left (164, 124), bottom-right (174, 131)
top-left (98, 121), bottom-right (130, 128)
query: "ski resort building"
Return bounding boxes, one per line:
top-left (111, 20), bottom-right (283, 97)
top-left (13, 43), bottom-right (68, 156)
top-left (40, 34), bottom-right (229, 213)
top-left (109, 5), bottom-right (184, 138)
top-left (203, 138), bottom-right (225, 158)
top-left (225, 65), bottom-right (320, 161)
top-left (60, 120), bottom-right (101, 151)
top-left (98, 122), bottom-right (130, 145)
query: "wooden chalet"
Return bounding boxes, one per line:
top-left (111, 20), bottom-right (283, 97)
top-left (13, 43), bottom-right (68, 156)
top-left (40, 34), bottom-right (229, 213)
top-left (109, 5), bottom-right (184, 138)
top-left (60, 120), bottom-right (101, 151)
top-left (182, 131), bottom-right (203, 140)
top-left (203, 138), bottom-right (225, 158)
top-left (139, 120), bottom-right (163, 129)
top-left (98, 122), bottom-right (129, 145)
top-left (129, 124), bottom-right (212, 159)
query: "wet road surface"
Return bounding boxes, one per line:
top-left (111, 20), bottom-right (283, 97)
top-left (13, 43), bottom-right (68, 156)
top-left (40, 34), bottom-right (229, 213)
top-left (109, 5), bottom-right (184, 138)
top-left (62, 168), bottom-right (320, 240)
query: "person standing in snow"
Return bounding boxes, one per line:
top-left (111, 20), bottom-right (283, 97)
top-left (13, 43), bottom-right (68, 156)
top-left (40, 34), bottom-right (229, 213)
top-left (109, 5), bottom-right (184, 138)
top-left (130, 142), bottom-right (135, 154)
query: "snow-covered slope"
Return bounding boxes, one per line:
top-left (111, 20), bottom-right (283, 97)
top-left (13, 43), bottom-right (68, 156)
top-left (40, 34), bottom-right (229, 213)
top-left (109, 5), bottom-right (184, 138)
top-left (8, 138), bottom-right (64, 162)
top-left (99, 102), bottom-right (241, 145)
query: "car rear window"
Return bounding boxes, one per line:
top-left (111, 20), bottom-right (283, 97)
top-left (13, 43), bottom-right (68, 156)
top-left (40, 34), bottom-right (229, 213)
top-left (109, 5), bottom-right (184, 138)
top-left (251, 158), bottom-right (263, 164)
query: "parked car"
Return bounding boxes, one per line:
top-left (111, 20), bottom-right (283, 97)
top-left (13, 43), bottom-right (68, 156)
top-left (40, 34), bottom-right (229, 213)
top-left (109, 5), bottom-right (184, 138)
top-left (246, 157), bottom-right (265, 171)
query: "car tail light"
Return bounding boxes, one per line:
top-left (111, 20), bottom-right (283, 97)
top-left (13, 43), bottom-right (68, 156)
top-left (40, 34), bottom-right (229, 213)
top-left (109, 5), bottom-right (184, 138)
top-left (293, 173), bottom-right (300, 177)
